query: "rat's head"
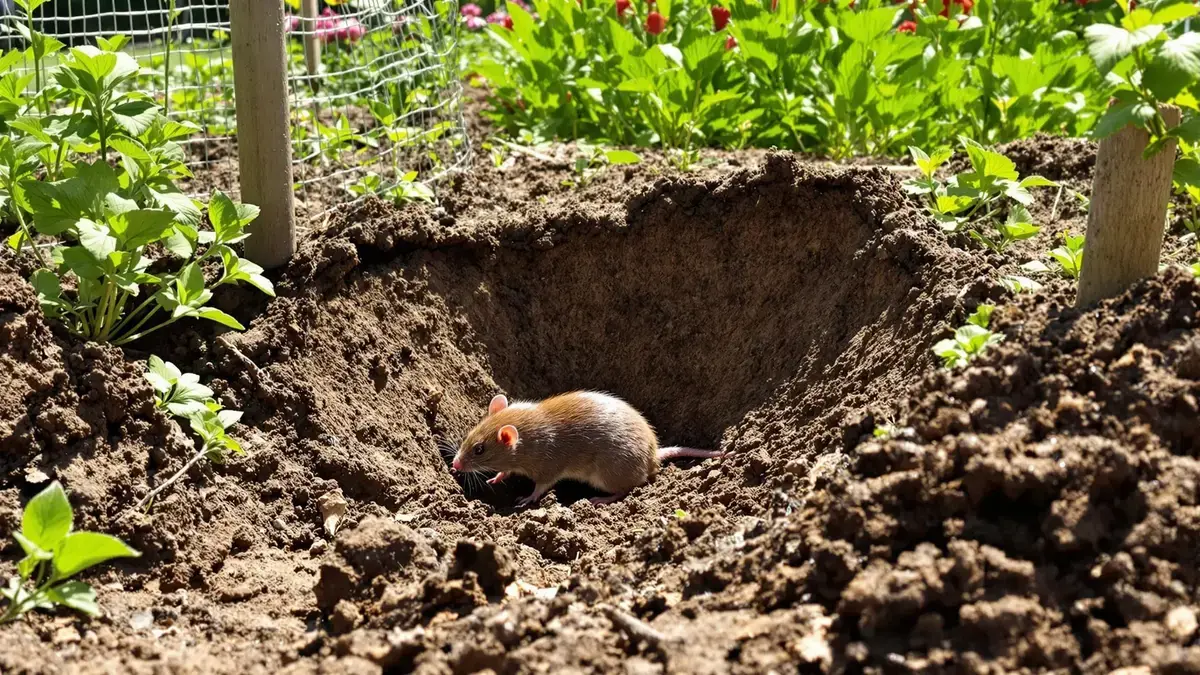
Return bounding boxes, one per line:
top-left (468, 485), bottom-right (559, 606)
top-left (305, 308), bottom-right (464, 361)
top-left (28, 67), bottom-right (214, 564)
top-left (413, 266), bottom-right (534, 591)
top-left (452, 394), bottom-right (521, 474)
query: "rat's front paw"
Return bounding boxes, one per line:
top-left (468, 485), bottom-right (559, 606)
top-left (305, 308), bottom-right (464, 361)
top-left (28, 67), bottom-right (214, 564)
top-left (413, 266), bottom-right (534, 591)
top-left (487, 471), bottom-right (508, 485)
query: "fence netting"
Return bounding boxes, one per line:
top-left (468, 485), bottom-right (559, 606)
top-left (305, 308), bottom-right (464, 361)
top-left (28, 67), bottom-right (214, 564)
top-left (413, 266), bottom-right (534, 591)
top-left (9, 0), bottom-right (469, 229)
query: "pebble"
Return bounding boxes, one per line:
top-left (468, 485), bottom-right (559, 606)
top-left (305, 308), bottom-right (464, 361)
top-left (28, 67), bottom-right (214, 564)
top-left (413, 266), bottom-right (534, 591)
top-left (1166, 606), bottom-right (1198, 642)
top-left (129, 610), bottom-right (155, 631)
top-left (310, 539), bottom-right (328, 555)
top-left (272, 517), bottom-right (287, 532)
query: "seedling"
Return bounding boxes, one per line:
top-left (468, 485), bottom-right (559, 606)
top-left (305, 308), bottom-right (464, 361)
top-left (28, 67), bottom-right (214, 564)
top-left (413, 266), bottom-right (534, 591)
top-left (564, 143), bottom-right (641, 188)
top-left (132, 357), bottom-right (244, 514)
top-left (346, 171), bottom-right (436, 205)
top-left (904, 139), bottom-right (1057, 250)
top-left (999, 274), bottom-right (1044, 294)
top-left (1023, 231), bottom-right (1085, 279)
top-left (1, 482), bottom-right (140, 624)
top-left (933, 304), bottom-right (1004, 369)
top-left (145, 356), bottom-right (243, 463)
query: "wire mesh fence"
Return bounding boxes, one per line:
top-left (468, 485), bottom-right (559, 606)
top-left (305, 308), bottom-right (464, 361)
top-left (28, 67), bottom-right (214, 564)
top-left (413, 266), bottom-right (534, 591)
top-left (7, 0), bottom-right (469, 229)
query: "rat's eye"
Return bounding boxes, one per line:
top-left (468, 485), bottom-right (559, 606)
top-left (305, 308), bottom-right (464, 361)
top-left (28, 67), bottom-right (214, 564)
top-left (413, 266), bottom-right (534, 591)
top-left (473, 443), bottom-right (486, 456)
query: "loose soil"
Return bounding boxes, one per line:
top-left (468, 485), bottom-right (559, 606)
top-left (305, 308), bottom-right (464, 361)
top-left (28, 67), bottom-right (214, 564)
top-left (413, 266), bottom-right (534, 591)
top-left (3, 132), bottom-right (1200, 674)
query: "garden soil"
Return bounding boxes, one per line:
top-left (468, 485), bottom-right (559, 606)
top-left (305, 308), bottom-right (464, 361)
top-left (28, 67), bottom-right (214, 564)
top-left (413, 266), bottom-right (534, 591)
top-left (3, 137), bottom-right (1200, 674)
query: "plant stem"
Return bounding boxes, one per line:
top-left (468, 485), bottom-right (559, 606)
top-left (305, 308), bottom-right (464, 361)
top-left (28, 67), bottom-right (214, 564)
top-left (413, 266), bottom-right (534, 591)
top-left (125, 440), bottom-right (212, 515)
top-left (164, 0), bottom-right (176, 116)
top-left (11, 201), bottom-right (47, 267)
top-left (25, 9), bottom-right (47, 116)
top-left (112, 314), bottom-right (179, 346)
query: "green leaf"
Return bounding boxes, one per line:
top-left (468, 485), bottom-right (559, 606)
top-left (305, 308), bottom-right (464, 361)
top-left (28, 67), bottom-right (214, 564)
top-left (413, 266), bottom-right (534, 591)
top-left (13, 532), bottom-right (54, 562)
top-left (53, 531), bottom-right (140, 579)
top-left (164, 224), bottom-right (198, 258)
top-left (1019, 175), bottom-right (1058, 189)
top-left (109, 209), bottom-right (176, 249)
top-left (1084, 24), bottom-right (1163, 74)
top-left (21, 481), bottom-right (72, 553)
top-left (6, 230), bottom-right (25, 251)
top-left (1094, 95), bottom-right (1158, 138)
top-left (1144, 33), bottom-right (1200, 101)
top-left (47, 581), bottom-right (99, 617)
top-left (30, 269), bottom-right (62, 316)
top-left (604, 150), bottom-right (641, 165)
top-left (1150, 3), bottom-right (1199, 26)
top-left (193, 307), bottom-right (244, 330)
top-left (178, 263), bottom-right (205, 303)
top-left (111, 100), bottom-right (159, 136)
top-left (77, 219), bottom-right (117, 261)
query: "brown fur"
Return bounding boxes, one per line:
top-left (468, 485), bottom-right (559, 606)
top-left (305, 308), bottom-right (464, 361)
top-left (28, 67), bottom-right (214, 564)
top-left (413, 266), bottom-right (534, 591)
top-left (455, 391), bottom-right (662, 496)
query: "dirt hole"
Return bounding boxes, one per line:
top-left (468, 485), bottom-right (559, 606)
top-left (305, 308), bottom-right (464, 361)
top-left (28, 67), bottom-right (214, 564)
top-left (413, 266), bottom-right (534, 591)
top-left (364, 157), bottom-right (976, 507)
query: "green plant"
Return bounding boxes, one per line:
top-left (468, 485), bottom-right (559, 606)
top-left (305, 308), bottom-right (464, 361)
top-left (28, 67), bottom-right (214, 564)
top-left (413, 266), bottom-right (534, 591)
top-left (904, 138), bottom-right (1056, 247)
top-left (1024, 230), bottom-right (1085, 279)
top-left (347, 170), bottom-right (436, 204)
top-left (0, 36), bottom-right (275, 345)
top-left (1, 482), bottom-right (140, 624)
top-left (133, 357), bottom-right (244, 513)
top-left (1084, 0), bottom-right (1200, 158)
top-left (145, 356), bottom-right (243, 463)
top-left (565, 143), bottom-right (641, 187)
top-left (999, 273), bottom-right (1044, 294)
top-left (933, 303), bottom-right (1004, 368)
top-left (466, 0), bottom-right (1108, 157)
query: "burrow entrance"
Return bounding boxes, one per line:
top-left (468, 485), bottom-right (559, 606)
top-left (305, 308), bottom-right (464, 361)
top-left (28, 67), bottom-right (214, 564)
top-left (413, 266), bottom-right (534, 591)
top-left (363, 156), bottom-right (981, 507)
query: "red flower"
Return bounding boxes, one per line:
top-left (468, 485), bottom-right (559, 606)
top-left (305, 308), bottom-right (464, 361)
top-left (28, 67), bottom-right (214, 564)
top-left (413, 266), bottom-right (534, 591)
top-left (771, 0), bottom-right (778, 10)
top-left (645, 11), bottom-right (666, 34)
top-left (504, 14), bottom-right (514, 29)
top-left (725, 34), bottom-right (737, 50)
top-left (616, 0), bottom-right (631, 15)
top-left (898, 19), bottom-right (916, 33)
top-left (711, 5), bottom-right (731, 31)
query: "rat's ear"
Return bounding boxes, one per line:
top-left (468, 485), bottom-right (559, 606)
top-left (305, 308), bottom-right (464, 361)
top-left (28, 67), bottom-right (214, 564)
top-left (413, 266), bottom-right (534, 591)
top-left (498, 424), bottom-right (519, 448)
top-left (488, 395), bottom-right (508, 416)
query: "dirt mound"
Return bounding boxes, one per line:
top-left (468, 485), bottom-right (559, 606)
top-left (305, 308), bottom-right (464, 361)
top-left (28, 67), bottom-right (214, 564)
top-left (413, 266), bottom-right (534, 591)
top-left (674, 270), bottom-right (1200, 673)
top-left (1, 151), bottom-right (987, 672)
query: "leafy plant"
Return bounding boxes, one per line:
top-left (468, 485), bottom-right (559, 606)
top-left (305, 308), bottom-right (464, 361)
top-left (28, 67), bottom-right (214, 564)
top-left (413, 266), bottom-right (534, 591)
top-left (31, 185), bottom-right (274, 345)
top-left (933, 303), bottom-right (1005, 368)
top-left (904, 138), bottom-right (1056, 247)
top-left (1083, 0), bottom-right (1200, 158)
top-left (145, 356), bottom-right (243, 463)
top-left (1, 482), bottom-right (140, 624)
top-left (466, 0), bottom-right (1108, 157)
top-left (1023, 231), bottom-right (1085, 279)
top-left (347, 170), bottom-right (437, 204)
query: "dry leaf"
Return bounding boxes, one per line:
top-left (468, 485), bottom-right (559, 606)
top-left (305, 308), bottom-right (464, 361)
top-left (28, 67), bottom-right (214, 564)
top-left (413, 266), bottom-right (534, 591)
top-left (318, 489), bottom-right (348, 537)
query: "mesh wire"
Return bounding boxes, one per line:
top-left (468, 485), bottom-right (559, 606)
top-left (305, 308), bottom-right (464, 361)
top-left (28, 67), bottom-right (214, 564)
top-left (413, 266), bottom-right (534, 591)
top-left (15, 0), bottom-right (469, 230)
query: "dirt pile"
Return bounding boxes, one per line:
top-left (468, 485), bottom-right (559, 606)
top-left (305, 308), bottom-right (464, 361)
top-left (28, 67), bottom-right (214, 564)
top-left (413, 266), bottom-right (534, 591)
top-left (7, 145), bottom-right (1198, 674)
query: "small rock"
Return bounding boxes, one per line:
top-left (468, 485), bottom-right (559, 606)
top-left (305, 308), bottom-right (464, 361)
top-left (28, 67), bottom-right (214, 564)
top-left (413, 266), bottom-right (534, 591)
top-left (310, 538), bottom-right (329, 555)
top-left (1109, 668), bottom-right (1152, 675)
top-left (129, 610), bottom-right (155, 631)
top-left (331, 600), bottom-right (362, 635)
top-left (1166, 606), bottom-right (1198, 642)
top-left (272, 517), bottom-right (287, 532)
top-left (52, 625), bottom-right (80, 645)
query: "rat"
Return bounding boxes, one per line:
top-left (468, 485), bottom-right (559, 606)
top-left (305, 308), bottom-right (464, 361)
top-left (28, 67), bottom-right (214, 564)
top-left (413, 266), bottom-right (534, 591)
top-left (451, 391), bottom-right (724, 506)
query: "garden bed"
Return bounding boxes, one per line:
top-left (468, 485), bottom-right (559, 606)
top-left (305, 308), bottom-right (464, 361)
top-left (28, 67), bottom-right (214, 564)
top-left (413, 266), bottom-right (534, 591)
top-left (3, 135), bottom-right (1200, 674)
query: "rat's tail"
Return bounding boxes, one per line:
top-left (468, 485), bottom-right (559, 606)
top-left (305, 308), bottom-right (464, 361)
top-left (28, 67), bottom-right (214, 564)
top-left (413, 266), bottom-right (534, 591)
top-left (657, 446), bottom-right (724, 462)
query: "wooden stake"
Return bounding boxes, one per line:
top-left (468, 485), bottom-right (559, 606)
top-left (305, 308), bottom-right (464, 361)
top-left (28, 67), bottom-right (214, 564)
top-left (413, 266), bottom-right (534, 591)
top-left (302, 0), bottom-right (322, 93)
top-left (1076, 105), bottom-right (1180, 307)
top-left (230, 0), bottom-right (296, 270)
